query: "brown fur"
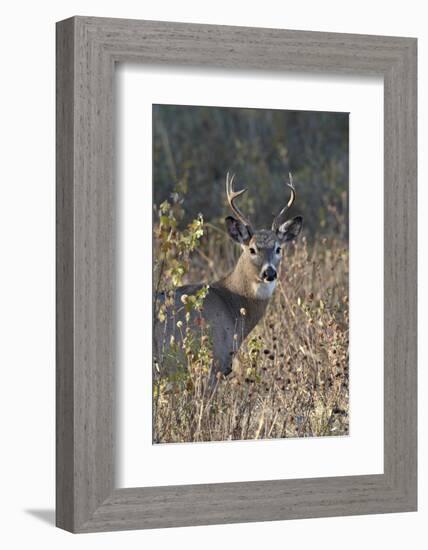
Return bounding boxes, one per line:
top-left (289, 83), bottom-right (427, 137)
top-left (154, 218), bottom-right (302, 382)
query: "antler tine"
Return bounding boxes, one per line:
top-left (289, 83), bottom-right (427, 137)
top-left (286, 172), bottom-right (296, 209)
top-left (226, 172), bottom-right (252, 230)
top-left (272, 172), bottom-right (297, 231)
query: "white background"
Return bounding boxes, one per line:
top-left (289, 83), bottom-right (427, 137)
top-left (118, 67), bottom-right (384, 487)
top-left (0, 1), bottom-right (425, 549)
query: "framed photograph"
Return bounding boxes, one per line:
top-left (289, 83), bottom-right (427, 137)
top-left (56, 16), bottom-right (417, 532)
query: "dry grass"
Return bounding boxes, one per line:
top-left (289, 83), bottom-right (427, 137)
top-left (153, 231), bottom-right (349, 444)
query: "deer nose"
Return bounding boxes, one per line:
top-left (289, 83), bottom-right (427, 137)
top-left (262, 266), bottom-right (277, 282)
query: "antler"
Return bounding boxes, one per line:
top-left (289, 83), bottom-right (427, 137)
top-left (226, 172), bottom-right (253, 231)
top-left (271, 172), bottom-right (296, 231)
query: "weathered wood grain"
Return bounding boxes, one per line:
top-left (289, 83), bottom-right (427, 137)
top-left (56, 16), bottom-right (417, 533)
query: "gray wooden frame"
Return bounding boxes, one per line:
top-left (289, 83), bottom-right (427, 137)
top-left (56, 16), bottom-right (417, 533)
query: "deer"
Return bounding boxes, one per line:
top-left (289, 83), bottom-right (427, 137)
top-left (154, 172), bottom-right (303, 385)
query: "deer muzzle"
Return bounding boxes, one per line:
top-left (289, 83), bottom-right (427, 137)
top-left (261, 265), bottom-right (277, 282)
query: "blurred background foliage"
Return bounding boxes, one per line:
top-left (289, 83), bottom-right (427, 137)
top-left (153, 104), bottom-right (349, 241)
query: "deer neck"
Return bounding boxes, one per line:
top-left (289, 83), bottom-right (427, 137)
top-left (214, 254), bottom-right (275, 336)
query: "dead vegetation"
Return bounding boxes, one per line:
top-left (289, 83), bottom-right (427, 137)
top-left (153, 219), bottom-right (349, 444)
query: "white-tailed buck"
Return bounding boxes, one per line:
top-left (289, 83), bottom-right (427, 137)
top-left (154, 173), bottom-right (303, 382)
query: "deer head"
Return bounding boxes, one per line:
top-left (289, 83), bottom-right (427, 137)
top-left (225, 172), bottom-right (303, 298)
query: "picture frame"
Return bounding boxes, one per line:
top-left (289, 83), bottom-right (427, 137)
top-left (56, 16), bottom-right (417, 533)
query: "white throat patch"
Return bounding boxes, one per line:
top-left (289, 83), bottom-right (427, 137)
top-left (252, 280), bottom-right (276, 300)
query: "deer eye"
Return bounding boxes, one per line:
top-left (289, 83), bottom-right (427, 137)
top-left (249, 247), bottom-right (256, 255)
top-left (276, 247), bottom-right (281, 254)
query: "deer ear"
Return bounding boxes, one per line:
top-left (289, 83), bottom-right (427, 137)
top-left (225, 216), bottom-right (252, 245)
top-left (277, 216), bottom-right (303, 242)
